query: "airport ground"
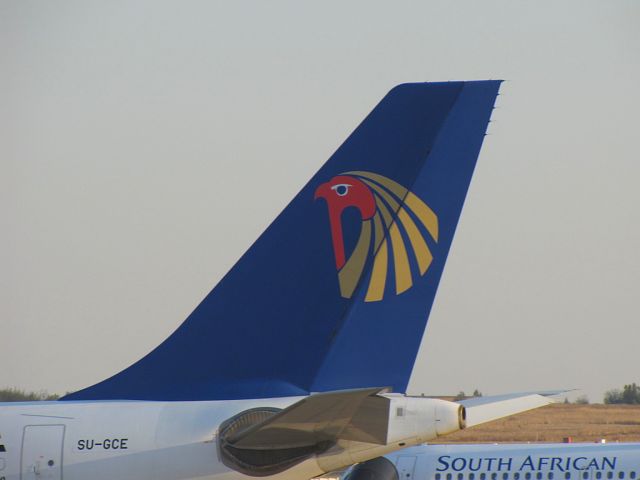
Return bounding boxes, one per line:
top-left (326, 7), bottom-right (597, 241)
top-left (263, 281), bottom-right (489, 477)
top-left (436, 404), bottom-right (640, 444)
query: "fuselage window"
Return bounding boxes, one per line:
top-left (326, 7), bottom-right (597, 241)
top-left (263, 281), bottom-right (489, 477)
top-left (436, 474), bottom-right (441, 480)
top-left (596, 473), bottom-right (602, 480)
top-left (447, 474), bottom-right (452, 480)
top-left (548, 473), bottom-right (554, 480)
top-left (515, 473), bottom-right (520, 480)
top-left (503, 473), bottom-right (509, 480)
top-left (607, 473), bottom-right (614, 480)
top-left (537, 473), bottom-right (542, 480)
top-left (583, 473), bottom-right (589, 480)
top-left (526, 473), bottom-right (532, 480)
top-left (491, 473), bottom-right (497, 480)
top-left (565, 473), bottom-right (571, 480)
top-left (470, 473), bottom-right (475, 480)
top-left (630, 473), bottom-right (636, 480)
top-left (481, 474), bottom-right (487, 480)
top-left (458, 473), bottom-right (464, 480)
top-left (619, 473), bottom-right (625, 479)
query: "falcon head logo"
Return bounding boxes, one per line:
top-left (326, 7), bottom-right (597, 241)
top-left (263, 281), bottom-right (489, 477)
top-left (315, 171), bottom-right (438, 302)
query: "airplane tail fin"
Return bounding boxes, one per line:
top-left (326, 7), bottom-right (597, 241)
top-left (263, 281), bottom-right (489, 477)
top-left (64, 81), bottom-right (501, 401)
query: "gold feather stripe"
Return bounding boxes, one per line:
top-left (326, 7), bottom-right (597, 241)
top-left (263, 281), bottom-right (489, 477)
top-left (360, 179), bottom-right (434, 275)
top-left (398, 209), bottom-right (433, 275)
top-left (347, 170), bottom-right (439, 241)
top-left (405, 192), bottom-right (439, 242)
top-left (374, 190), bottom-right (394, 226)
top-left (365, 212), bottom-right (388, 302)
top-left (373, 192), bottom-right (412, 295)
top-left (371, 210), bottom-right (386, 253)
top-left (338, 219), bottom-right (372, 298)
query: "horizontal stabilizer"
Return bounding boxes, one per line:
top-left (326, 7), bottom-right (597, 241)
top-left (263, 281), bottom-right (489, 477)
top-left (228, 388), bottom-right (390, 449)
top-left (218, 388), bottom-right (399, 475)
top-left (459, 391), bottom-right (562, 428)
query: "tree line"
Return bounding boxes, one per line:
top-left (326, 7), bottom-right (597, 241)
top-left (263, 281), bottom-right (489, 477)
top-left (2, 385), bottom-right (639, 404)
top-left (0, 387), bottom-right (60, 402)
top-left (604, 383), bottom-right (640, 404)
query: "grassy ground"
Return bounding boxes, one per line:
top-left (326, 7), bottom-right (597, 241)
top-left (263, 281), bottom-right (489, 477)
top-left (436, 404), bottom-right (640, 444)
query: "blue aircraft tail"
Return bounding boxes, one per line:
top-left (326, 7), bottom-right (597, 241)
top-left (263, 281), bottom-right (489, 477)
top-left (64, 81), bottom-right (501, 401)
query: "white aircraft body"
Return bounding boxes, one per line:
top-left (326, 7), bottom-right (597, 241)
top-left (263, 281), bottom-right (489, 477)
top-left (343, 443), bottom-right (640, 480)
top-left (0, 81), bottom-right (558, 480)
top-left (0, 393), bottom-right (560, 480)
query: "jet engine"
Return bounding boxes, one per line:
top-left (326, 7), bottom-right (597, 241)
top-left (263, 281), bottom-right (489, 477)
top-left (343, 457), bottom-right (399, 480)
top-left (218, 389), bottom-right (466, 477)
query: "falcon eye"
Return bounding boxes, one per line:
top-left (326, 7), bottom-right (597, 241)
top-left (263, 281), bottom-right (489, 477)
top-left (331, 183), bottom-right (352, 197)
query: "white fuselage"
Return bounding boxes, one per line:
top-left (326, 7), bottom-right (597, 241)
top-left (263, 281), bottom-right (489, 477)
top-left (0, 393), bottom-right (567, 480)
top-left (384, 443), bottom-right (640, 480)
top-left (0, 398), bottom-right (311, 480)
top-left (0, 395), bottom-right (463, 480)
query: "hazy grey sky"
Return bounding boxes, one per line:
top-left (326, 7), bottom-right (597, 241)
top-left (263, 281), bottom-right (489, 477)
top-left (2, 1), bottom-right (639, 403)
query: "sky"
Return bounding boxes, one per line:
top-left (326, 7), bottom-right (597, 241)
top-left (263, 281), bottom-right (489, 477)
top-left (1, 1), bottom-right (639, 403)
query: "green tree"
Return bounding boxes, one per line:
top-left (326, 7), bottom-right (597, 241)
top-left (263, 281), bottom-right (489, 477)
top-left (0, 387), bottom-right (60, 402)
top-left (603, 384), bottom-right (640, 404)
top-left (453, 391), bottom-right (466, 401)
top-left (622, 383), bottom-right (640, 404)
top-left (604, 389), bottom-right (623, 404)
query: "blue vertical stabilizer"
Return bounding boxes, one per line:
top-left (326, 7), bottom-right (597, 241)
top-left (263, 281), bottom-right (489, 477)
top-left (64, 81), bottom-right (501, 401)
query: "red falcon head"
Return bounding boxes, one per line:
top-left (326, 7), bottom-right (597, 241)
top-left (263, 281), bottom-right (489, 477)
top-left (314, 175), bottom-right (376, 270)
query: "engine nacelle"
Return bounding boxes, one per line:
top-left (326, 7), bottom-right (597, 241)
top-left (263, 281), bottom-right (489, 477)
top-left (343, 457), bottom-right (399, 480)
top-left (385, 395), bottom-right (466, 445)
top-left (317, 396), bottom-right (465, 472)
top-left (218, 394), bottom-right (466, 477)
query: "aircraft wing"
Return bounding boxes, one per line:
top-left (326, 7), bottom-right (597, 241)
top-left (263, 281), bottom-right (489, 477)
top-left (459, 391), bottom-right (563, 428)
